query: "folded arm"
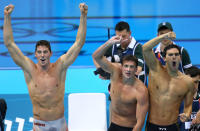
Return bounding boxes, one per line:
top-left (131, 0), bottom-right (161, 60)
top-left (142, 32), bottom-right (176, 71)
top-left (93, 36), bottom-right (121, 74)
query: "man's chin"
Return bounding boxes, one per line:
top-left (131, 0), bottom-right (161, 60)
top-left (171, 66), bottom-right (178, 72)
top-left (39, 62), bottom-right (47, 67)
top-left (124, 75), bottom-right (132, 79)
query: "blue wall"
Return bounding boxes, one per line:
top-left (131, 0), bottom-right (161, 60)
top-left (0, 0), bottom-right (199, 67)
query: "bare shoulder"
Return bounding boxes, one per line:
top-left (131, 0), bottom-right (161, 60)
top-left (179, 73), bottom-right (195, 89)
top-left (112, 63), bottom-right (121, 71)
top-left (52, 58), bottom-right (65, 70)
top-left (135, 79), bottom-right (148, 94)
top-left (23, 58), bottom-right (36, 73)
top-left (114, 63), bottom-right (121, 67)
top-left (179, 73), bottom-right (193, 83)
top-left (109, 63), bottom-right (122, 81)
top-left (135, 79), bottom-right (149, 103)
top-left (149, 62), bottom-right (165, 75)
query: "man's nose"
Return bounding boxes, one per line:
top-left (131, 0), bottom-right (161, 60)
top-left (172, 54), bottom-right (176, 58)
top-left (127, 67), bottom-right (131, 71)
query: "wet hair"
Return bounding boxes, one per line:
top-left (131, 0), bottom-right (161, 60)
top-left (121, 55), bottom-right (138, 67)
top-left (185, 66), bottom-right (200, 77)
top-left (35, 40), bottom-right (51, 52)
top-left (163, 44), bottom-right (181, 57)
top-left (115, 21), bottom-right (130, 32)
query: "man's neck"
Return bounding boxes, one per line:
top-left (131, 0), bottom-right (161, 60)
top-left (165, 65), bottom-right (179, 77)
top-left (38, 63), bottom-right (50, 72)
top-left (122, 77), bottom-right (136, 86)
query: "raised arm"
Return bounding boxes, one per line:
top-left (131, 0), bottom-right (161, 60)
top-left (92, 36), bottom-right (121, 74)
top-left (92, 44), bottom-right (113, 80)
top-left (59, 3), bottom-right (87, 69)
top-left (142, 32), bottom-right (176, 71)
top-left (3, 5), bottom-right (33, 73)
top-left (133, 85), bottom-right (149, 131)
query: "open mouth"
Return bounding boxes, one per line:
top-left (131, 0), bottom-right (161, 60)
top-left (172, 61), bottom-right (176, 67)
top-left (40, 58), bottom-right (46, 62)
top-left (126, 72), bottom-right (131, 76)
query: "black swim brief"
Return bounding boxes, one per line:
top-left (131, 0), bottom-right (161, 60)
top-left (108, 122), bottom-right (133, 131)
top-left (146, 121), bottom-right (180, 131)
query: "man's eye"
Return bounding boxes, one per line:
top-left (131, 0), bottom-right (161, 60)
top-left (175, 53), bottom-right (180, 56)
top-left (124, 65), bottom-right (128, 68)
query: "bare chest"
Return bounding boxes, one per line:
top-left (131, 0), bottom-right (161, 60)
top-left (111, 83), bottom-right (137, 105)
top-left (29, 72), bottom-right (62, 95)
top-left (111, 83), bottom-right (137, 116)
top-left (150, 76), bottom-right (188, 99)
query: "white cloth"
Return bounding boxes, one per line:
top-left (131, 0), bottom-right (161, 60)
top-left (33, 116), bottom-right (67, 131)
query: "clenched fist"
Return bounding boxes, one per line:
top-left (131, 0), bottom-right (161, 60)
top-left (79, 3), bottom-right (88, 15)
top-left (4, 4), bottom-right (14, 16)
top-left (108, 36), bottom-right (122, 45)
top-left (162, 32), bottom-right (176, 41)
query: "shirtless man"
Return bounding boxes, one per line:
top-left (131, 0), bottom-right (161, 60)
top-left (3, 3), bottom-right (88, 131)
top-left (142, 32), bottom-right (195, 131)
top-left (185, 66), bottom-right (200, 129)
top-left (93, 36), bottom-right (149, 131)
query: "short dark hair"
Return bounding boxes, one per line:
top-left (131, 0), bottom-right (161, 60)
top-left (122, 55), bottom-right (138, 67)
top-left (35, 40), bottom-right (51, 52)
top-left (185, 66), bottom-right (200, 77)
top-left (115, 21), bottom-right (130, 32)
top-left (163, 44), bottom-right (181, 57)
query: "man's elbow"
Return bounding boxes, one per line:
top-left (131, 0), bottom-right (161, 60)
top-left (3, 36), bottom-right (13, 46)
top-left (3, 40), bottom-right (12, 47)
top-left (92, 52), bottom-right (96, 59)
top-left (93, 54), bottom-right (102, 64)
top-left (92, 51), bottom-right (100, 59)
top-left (93, 55), bottom-right (100, 63)
top-left (142, 45), bottom-right (148, 53)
